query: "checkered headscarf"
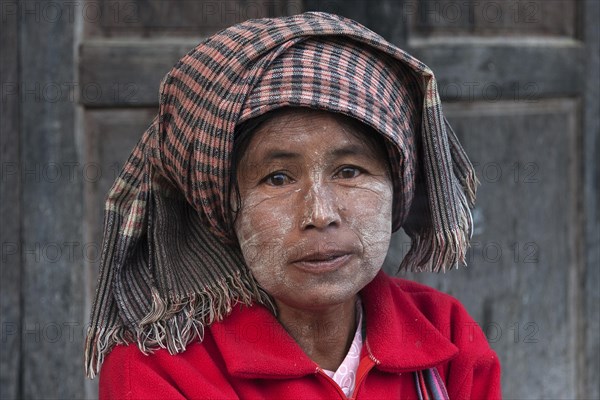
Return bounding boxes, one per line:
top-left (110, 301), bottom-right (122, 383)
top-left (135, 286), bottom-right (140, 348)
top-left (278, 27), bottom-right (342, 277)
top-left (85, 12), bottom-right (476, 378)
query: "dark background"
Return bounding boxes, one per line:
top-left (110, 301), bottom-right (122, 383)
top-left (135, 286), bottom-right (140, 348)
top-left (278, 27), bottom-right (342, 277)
top-left (1, 0), bottom-right (598, 398)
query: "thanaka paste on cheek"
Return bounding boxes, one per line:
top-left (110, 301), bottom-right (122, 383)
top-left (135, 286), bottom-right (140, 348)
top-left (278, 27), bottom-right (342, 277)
top-left (234, 109), bottom-right (394, 311)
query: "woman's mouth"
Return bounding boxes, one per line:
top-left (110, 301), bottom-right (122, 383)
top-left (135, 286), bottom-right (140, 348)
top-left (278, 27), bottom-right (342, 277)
top-left (291, 252), bottom-right (352, 273)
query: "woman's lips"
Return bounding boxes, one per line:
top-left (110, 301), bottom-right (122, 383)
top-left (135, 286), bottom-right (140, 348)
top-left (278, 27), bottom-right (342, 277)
top-left (291, 253), bottom-right (352, 273)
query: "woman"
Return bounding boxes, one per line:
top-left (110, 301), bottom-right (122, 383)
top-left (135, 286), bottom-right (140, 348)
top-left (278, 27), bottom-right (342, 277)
top-left (85, 12), bottom-right (501, 399)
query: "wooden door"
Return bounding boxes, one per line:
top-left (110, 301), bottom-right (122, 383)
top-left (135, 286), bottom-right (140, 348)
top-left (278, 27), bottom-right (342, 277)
top-left (398, 1), bottom-right (598, 397)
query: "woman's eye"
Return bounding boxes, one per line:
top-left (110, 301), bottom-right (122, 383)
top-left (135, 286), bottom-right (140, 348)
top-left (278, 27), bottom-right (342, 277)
top-left (264, 173), bottom-right (292, 186)
top-left (336, 166), bottom-right (361, 179)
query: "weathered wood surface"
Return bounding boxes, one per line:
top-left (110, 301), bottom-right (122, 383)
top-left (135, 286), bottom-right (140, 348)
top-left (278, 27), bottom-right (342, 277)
top-left (79, 38), bottom-right (584, 107)
top-left (85, 0), bottom-right (303, 37)
top-left (0, 1), bottom-right (22, 399)
top-left (407, 39), bottom-right (583, 101)
top-left (79, 38), bottom-right (200, 107)
top-left (412, 0), bottom-right (576, 38)
top-left (17, 0), bottom-right (85, 398)
top-left (583, 0), bottom-right (600, 398)
top-left (304, 0), bottom-right (409, 45)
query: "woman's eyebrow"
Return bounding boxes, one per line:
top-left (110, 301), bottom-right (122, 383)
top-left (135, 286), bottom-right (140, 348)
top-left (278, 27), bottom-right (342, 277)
top-left (259, 144), bottom-right (371, 162)
top-left (330, 144), bottom-right (371, 158)
top-left (261, 150), bottom-right (301, 162)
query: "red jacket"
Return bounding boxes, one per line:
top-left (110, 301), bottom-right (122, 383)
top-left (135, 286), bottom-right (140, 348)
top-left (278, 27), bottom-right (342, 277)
top-left (100, 271), bottom-right (501, 399)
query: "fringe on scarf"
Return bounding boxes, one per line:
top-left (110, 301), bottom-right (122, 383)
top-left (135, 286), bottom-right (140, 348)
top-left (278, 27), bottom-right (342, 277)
top-left (84, 272), bottom-right (275, 379)
top-left (400, 167), bottom-right (478, 273)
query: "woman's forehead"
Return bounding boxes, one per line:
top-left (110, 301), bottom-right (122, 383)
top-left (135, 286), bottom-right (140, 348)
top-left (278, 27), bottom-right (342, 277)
top-left (239, 108), bottom-right (388, 160)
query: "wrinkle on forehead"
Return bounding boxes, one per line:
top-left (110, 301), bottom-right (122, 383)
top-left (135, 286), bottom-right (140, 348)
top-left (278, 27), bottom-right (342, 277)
top-left (254, 107), bottom-right (388, 160)
top-left (238, 108), bottom-right (391, 174)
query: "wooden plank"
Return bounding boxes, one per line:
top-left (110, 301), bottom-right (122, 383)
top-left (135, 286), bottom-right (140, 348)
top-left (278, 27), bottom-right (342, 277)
top-left (389, 100), bottom-right (580, 399)
top-left (409, 0), bottom-right (476, 36)
top-left (85, 0), bottom-right (303, 38)
top-left (19, 0), bottom-right (85, 397)
top-left (0, 1), bottom-right (22, 398)
top-left (304, 0), bottom-right (409, 44)
top-left (583, 0), bottom-right (600, 397)
top-left (80, 38), bottom-right (584, 107)
top-left (407, 38), bottom-right (584, 101)
top-left (472, 0), bottom-right (576, 37)
top-left (79, 38), bottom-right (200, 107)
top-left (412, 0), bottom-right (576, 38)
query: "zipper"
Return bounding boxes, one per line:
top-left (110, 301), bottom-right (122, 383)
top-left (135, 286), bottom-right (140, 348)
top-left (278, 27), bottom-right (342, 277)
top-left (314, 339), bottom-right (381, 400)
top-left (349, 338), bottom-right (381, 400)
top-left (348, 356), bottom-right (375, 400)
top-left (316, 368), bottom-right (348, 399)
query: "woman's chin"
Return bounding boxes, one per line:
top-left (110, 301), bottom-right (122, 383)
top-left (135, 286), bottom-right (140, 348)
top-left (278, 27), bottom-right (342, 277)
top-left (270, 272), bottom-right (377, 311)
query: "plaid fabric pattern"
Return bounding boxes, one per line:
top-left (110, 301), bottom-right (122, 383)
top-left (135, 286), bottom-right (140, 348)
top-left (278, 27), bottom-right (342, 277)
top-left (85, 12), bottom-right (476, 378)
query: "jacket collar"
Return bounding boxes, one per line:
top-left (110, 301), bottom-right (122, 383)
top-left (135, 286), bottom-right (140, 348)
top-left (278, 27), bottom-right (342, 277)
top-left (360, 270), bottom-right (458, 372)
top-left (209, 270), bottom-right (457, 378)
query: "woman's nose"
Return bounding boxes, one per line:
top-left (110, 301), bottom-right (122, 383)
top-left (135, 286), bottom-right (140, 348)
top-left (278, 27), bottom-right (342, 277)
top-left (300, 182), bottom-right (341, 230)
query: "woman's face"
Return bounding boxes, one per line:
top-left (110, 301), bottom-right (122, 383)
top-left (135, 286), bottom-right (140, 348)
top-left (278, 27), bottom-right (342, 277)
top-left (234, 109), bottom-right (393, 311)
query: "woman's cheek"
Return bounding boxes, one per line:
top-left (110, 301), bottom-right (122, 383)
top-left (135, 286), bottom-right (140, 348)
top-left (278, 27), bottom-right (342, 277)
top-left (343, 183), bottom-right (394, 264)
top-left (235, 194), bottom-right (296, 275)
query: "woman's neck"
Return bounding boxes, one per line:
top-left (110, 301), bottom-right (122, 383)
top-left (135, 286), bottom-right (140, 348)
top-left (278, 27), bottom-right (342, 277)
top-left (275, 296), bottom-right (358, 371)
